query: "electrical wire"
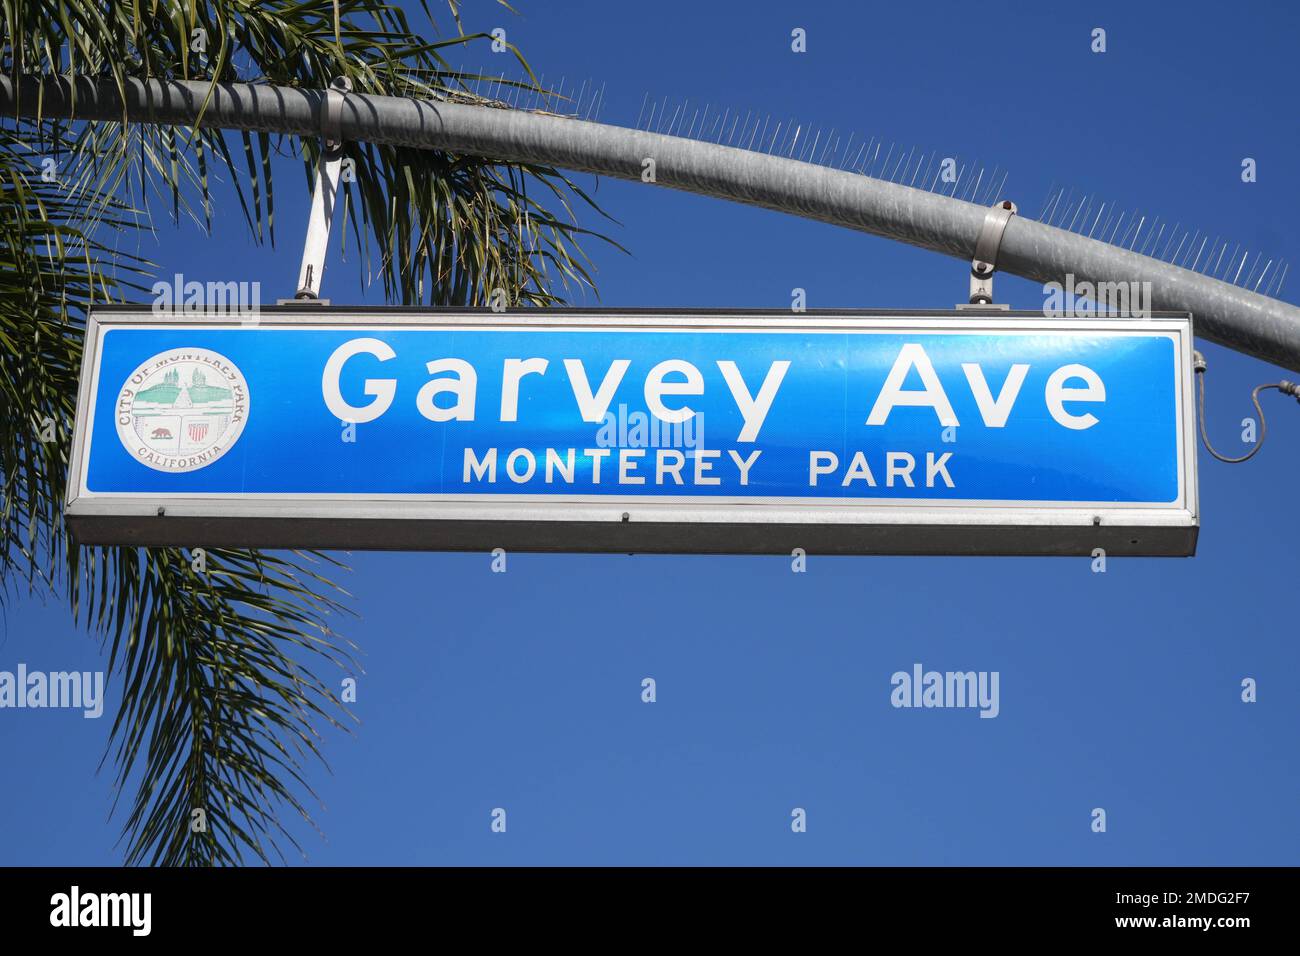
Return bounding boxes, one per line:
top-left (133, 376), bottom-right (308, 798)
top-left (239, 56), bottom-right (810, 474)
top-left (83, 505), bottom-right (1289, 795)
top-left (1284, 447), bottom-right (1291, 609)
top-left (1194, 350), bottom-right (1300, 463)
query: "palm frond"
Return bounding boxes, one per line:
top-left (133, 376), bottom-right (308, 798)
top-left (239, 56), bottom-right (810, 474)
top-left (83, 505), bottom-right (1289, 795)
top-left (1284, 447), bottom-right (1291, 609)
top-left (74, 544), bottom-right (356, 866)
top-left (0, 0), bottom-right (611, 865)
top-left (0, 125), bottom-right (361, 866)
top-left (0, 0), bottom-right (618, 305)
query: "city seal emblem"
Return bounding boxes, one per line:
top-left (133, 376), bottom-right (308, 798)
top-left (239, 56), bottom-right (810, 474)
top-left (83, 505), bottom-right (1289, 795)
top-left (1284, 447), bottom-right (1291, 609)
top-left (115, 348), bottom-right (250, 473)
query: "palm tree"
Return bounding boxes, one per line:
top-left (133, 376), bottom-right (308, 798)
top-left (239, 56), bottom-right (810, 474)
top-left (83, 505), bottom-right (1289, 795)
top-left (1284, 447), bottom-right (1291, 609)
top-left (0, 0), bottom-right (608, 865)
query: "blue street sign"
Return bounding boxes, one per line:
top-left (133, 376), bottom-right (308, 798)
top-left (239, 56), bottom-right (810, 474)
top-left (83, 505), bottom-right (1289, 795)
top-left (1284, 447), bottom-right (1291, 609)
top-left (67, 308), bottom-right (1198, 556)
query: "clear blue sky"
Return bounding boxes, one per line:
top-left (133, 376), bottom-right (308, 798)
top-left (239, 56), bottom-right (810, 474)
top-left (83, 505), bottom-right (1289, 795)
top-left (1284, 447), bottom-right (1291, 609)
top-left (3, 0), bottom-right (1298, 865)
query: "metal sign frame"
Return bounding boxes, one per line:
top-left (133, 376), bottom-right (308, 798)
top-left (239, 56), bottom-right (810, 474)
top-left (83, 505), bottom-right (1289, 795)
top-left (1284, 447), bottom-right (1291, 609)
top-left (65, 306), bottom-right (1199, 556)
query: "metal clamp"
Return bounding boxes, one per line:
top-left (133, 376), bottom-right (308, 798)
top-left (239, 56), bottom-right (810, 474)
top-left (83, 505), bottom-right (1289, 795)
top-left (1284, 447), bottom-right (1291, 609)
top-left (968, 199), bottom-right (1017, 306)
top-left (322, 75), bottom-right (351, 151)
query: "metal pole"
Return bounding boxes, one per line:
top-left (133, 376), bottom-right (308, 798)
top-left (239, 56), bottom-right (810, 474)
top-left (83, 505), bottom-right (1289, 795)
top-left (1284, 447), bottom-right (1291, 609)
top-left (5, 74), bottom-right (1299, 371)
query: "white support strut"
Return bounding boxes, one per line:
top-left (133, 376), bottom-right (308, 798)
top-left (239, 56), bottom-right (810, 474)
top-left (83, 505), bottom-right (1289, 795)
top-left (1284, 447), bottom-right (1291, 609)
top-left (295, 77), bottom-right (351, 300)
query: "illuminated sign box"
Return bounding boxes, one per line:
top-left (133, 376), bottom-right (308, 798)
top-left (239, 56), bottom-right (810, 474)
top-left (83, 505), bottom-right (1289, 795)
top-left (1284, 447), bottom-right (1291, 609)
top-left (66, 307), bottom-right (1198, 556)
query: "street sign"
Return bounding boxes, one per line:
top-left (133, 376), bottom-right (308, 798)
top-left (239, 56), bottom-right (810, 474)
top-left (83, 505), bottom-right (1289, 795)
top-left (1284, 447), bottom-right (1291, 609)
top-left (66, 307), bottom-right (1199, 556)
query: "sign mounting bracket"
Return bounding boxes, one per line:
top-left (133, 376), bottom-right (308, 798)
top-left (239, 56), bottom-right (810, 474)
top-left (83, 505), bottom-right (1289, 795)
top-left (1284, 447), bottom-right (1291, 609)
top-left (293, 76), bottom-right (351, 302)
top-left (964, 199), bottom-right (1017, 308)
